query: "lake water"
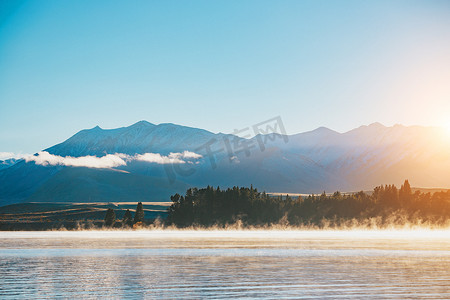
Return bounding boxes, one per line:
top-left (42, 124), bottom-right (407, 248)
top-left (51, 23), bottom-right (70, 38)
top-left (1, 230), bottom-right (449, 299)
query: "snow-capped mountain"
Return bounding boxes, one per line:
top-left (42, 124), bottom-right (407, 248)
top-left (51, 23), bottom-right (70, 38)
top-left (1, 121), bottom-right (450, 206)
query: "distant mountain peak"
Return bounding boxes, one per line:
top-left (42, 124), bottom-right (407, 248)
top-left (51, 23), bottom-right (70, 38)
top-left (130, 120), bottom-right (155, 128)
top-left (368, 122), bottom-right (385, 128)
top-left (348, 122), bottom-right (387, 134)
top-left (356, 122), bottom-right (386, 130)
top-left (308, 126), bottom-right (339, 135)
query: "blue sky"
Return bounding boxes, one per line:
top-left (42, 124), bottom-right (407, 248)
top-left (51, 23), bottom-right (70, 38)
top-left (1, 0), bottom-right (450, 154)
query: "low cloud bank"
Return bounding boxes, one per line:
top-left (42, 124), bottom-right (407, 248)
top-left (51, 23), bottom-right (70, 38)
top-left (134, 151), bottom-right (201, 164)
top-left (25, 151), bottom-right (202, 169)
top-left (25, 152), bottom-right (127, 168)
top-left (0, 152), bottom-right (31, 160)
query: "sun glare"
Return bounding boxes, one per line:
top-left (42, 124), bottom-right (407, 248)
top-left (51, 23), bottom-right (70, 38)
top-left (440, 123), bottom-right (450, 142)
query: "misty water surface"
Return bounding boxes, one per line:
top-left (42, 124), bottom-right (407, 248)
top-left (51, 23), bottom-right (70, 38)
top-left (0, 230), bottom-right (449, 299)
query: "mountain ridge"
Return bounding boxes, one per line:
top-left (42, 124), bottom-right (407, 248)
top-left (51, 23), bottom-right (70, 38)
top-left (1, 121), bottom-right (450, 206)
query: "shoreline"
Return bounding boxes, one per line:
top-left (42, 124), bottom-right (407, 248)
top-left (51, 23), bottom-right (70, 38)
top-left (2, 224), bottom-right (450, 232)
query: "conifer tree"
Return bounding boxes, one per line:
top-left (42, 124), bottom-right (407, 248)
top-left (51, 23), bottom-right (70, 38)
top-left (104, 208), bottom-right (116, 227)
top-left (399, 179), bottom-right (412, 207)
top-left (134, 202), bottom-right (145, 224)
top-left (122, 209), bottom-right (133, 227)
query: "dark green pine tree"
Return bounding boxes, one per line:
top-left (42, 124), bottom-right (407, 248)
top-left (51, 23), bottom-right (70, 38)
top-left (104, 208), bottom-right (116, 227)
top-left (122, 209), bottom-right (133, 227)
top-left (134, 202), bottom-right (145, 224)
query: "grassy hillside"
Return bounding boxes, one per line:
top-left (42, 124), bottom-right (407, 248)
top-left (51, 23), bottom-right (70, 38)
top-left (0, 202), bottom-right (170, 230)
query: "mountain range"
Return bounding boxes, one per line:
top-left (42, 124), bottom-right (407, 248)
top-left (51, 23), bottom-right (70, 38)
top-left (1, 121), bottom-right (450, 206)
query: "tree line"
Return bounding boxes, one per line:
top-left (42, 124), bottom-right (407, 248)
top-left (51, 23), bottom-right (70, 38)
top-left (167, 180), bottom-right (450, 227)
top-left (104, 202), bottom-right (145, 228)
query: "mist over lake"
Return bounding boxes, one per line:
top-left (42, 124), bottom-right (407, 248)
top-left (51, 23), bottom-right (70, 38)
top-left (1, 230), bottom-right (449, 299)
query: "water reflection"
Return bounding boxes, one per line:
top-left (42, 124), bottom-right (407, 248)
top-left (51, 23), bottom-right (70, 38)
top-left (0, 230), bottom-right (449, 299)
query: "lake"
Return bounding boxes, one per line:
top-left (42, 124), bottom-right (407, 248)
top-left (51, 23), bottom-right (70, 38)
top-left (1, 230), bottom-right (449, 299)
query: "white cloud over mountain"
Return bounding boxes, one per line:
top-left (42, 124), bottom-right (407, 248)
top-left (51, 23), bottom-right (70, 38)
top-left (25, 151), bottom-right (202, 169)
top-left (134, 151), bottom-right (201, 164)
top-left (0, 152), bottom-right (31, 160)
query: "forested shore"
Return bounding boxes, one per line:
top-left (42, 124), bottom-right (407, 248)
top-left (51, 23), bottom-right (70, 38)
top-left (1, 180), bottom-right (449, 230)
top-left (168, 181), bottom-right (450, 228)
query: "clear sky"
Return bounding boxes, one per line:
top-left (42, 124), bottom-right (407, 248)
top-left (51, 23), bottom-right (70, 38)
top-left (1, 0), bottom-right (450, 154)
